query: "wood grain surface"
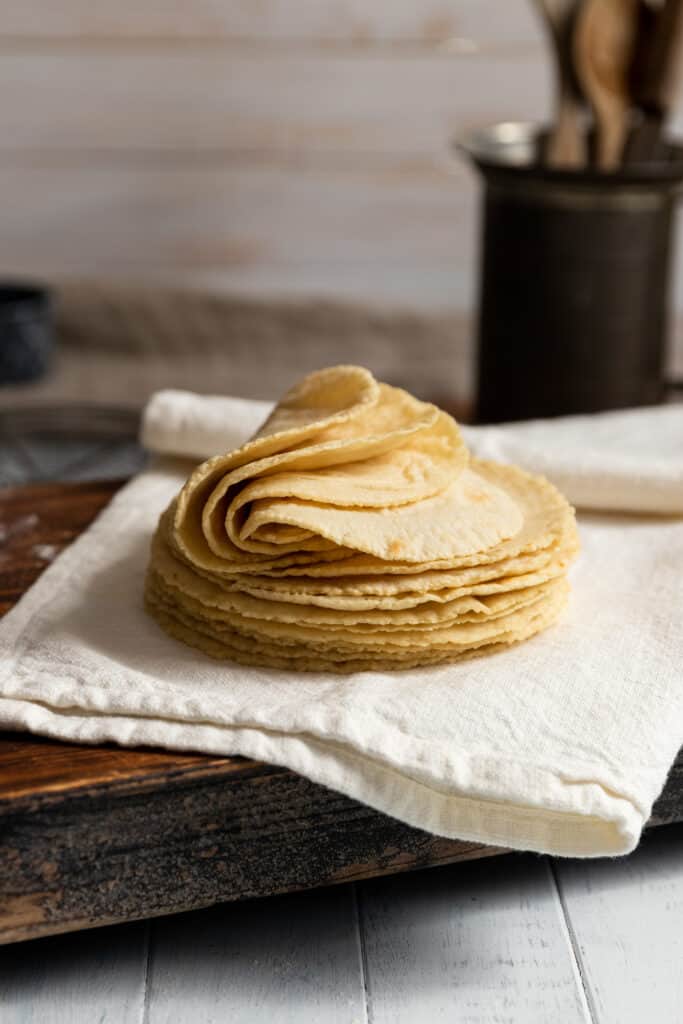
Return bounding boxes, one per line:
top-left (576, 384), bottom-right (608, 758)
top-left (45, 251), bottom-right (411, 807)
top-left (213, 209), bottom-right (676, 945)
top-left (0, 1), bottom-right (547, 311)
top-left (0, 54), bottom-right (549, 155)
top-left (0, 479), bottom-right (682, 946)
top-left (359, 857), bottom-right (592, 1023)
top-left (0, 1), bottom-right (542, 48)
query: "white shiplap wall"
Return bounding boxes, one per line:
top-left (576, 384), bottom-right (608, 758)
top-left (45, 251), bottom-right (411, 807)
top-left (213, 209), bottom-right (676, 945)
top-left (0, 1), bottom-right (549, 310)
top-left (2, 0), bottom-right (683, 322)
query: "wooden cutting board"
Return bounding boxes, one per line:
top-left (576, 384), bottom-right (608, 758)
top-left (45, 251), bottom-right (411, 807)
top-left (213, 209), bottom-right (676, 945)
top-left (1, 480), bottom-right (682, 946)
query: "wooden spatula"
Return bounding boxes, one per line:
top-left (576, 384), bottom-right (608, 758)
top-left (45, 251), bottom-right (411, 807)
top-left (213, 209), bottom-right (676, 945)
top-left (534, 0), bottom-right (588, 167)
top-left (574, 0), bottom-right (641, 170)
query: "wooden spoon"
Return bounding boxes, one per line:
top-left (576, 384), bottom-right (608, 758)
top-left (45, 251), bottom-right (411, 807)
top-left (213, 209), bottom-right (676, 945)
top-left (534, 0), bottom-right (587, 167)
top-left (574, 0), bottom-right (641, 170)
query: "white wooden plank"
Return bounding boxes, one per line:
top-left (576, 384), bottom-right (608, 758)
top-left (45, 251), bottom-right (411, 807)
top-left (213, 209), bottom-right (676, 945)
top-left (1, 1), bottom-right (543, 51)
top-left (359, 855), bottom-right (592, 1024)
top-left (553, 823), bottom-right (683, 1024)
top-left (146, 885), bottom-right (365, 1024)
top-left (166, 264), bottom-right (476, 312)
top-left (0, 921), bottom-right (149, 1024)
top-left (0, 163), bottom-right (477, 310)
top-left (0, 52), bottom-right (550, 155)
top-left (4, 162), bottom-right (683, 325)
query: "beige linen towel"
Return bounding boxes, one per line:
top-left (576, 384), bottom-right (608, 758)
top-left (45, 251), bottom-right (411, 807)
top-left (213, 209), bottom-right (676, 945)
top-left (1, 394), bottom-right (682, 857)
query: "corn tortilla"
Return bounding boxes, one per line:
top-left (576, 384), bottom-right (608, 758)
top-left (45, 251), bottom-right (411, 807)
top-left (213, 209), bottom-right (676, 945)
top-left (146, 366), bottom-right (579, 671)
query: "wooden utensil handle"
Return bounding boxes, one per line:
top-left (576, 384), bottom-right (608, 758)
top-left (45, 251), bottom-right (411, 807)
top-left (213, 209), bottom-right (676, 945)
top-left (546, 93), bottom-right (587, 168)
top-left (596, 113), bottom-right (629, 170)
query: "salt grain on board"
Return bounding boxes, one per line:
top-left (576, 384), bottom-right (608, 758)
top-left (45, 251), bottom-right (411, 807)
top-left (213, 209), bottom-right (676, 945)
top-left (31, 543), bottom-right (59, 563)
top-left (0, 514), bottom-right (41, 542)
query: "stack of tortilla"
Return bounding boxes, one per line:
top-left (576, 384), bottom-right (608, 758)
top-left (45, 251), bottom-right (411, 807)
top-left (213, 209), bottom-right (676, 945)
top-left (145, 365), bottom-right (579, 672)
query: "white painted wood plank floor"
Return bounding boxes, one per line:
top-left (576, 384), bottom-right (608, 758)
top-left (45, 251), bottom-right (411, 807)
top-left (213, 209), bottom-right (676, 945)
top-left (2, 825), bottom-right (682, 1024)
top-left (2, 437), bottom-right (682, 1024)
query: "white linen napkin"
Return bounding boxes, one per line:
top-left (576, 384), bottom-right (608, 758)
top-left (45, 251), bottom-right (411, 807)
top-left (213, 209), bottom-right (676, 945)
top-left (1, 393), bottom-right (682, 858)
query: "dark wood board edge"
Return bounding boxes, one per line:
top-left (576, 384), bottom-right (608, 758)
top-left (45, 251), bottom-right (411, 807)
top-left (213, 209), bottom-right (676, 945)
top-left (0, 732), bottom-right (264, 804)
top-left (1, 479), bottom-right (682, 945)
top-left (3, 761), bottom-right (681, 946)
top-left (0, 847), bottom-right (508, 948)
top-left (0, 759), bottom-right (508, 946)
top-left (649, 754), bottom-right (683, 826)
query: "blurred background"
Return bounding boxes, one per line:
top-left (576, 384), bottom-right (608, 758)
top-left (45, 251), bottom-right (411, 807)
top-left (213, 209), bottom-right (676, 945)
top-left (1, 1), bottom-right (683, 460)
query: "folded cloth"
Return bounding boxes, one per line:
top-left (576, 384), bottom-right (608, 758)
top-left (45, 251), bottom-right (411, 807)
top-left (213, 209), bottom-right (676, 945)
top-left (1, 392), bottom-right (682, 858)
top-left (141, 388), bottom-right (272, 461)
top-left (462, 404), bottom-right (683, 515)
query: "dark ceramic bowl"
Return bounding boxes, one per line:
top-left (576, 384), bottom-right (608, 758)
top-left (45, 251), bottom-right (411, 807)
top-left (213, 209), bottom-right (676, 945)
top-left (0, 283), bottom-right (53, 385)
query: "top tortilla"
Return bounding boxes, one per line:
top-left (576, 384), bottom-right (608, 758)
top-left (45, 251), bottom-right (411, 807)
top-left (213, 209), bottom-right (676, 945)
top-left (166, 365), bottom-right (538, 569)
